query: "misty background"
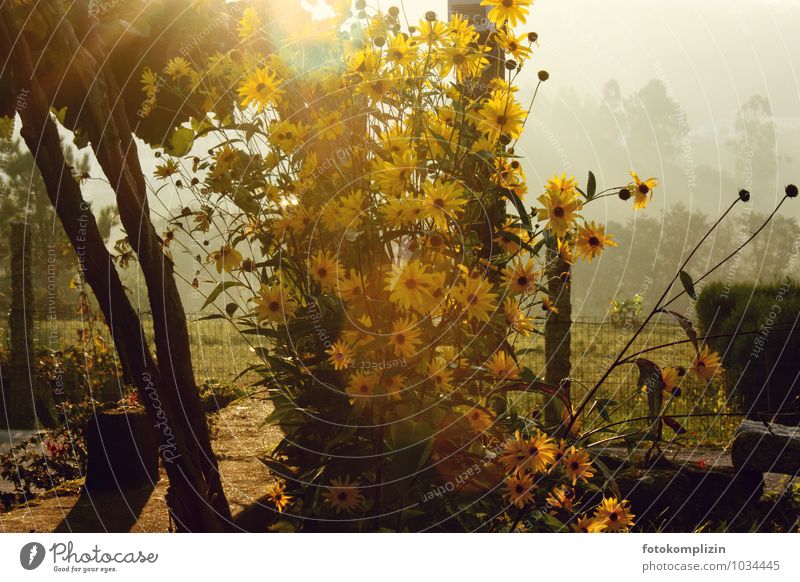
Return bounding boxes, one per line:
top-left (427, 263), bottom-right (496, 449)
top-left (3, 0), bottom-right (799, 318)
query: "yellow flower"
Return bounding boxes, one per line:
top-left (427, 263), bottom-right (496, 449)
top-left (390, 317), bottom-right (423, 359)
top-left (428, 360), bottom-right (455, 393)
top-left (505, 472), bottom-right (535, 509)
top-left (164, 56), bottom-right (193, 81)
top-left (385, 34), bottom-right (418, 69)
top-left (327, 340), bottom-right (354, 371)
top-left (537, 176), bottom-right (582, 238)
top-left (661, 366), bottom-right (681, 394)
top-left (386, 260), bottom-right (433, 312)
top-left (422, 178), bottom-right (468, 228)
top-left (372, 150), bottom-right (417, 197)
top-left (452, 276), bottom-right (497, 322)
top-left (238, 67), bottom-right (283, 111)
top-left (546, 485), bottom-right (575, 512)
top-left (486, 351), bottom-right (521, 379)
top-left (212, 245), bottom-right (242, 273)
top-left (237, 6), bottom-right (261, 39)
top-left (481, 0), bottom-right (533, 28)
top-left (500, 431), bottom-right (557, 473)
top-left (692, 345), bottom-right (723, 381)
top-left (478, 94), bottom-right (527, 140)
top-left (575, 221), bottom-right (617, 262)
top-left (438, 43), bottom-right (489, 80)
top-left (594, 497), bottom-right (635, 532)
top-left (562, 447), bottom-right (594, 485)
top-left (338, 270), bottom-right (366, 304)
top-left (381, 373), bottom-right (405, 400)
top-left (413, 18), bottom-right (448, 46)
top-left (310, 251), bottom-right (340, 289)
top-left (503, 257), bottom-right (537, 295)
top-left (541, 296), bottom-right (559, 314)
top-left (140, 67), bottom-right (159, 97)
top-left (324, 477), bottom-right (364, 513)
top-left (346, 371), bottom-right (377, 408)
top-left (466, 407), bottom-right (494, 434)
top-left (629, 171), bottom-right (659, 209)
top-left (266, 482), bottom-right (291, 513)
top-left (268, 120), bottom-right (308, 153)
top-left (253, 284), bottom-right (297, 323)
top-left (503, 298), bottom-right (535, 336)
top-left (154, 159), bottom-right (180, 180)
top-left (494, 29), bottom-right (533, 61)
top-left (572, 514), bottom-right (606, 533)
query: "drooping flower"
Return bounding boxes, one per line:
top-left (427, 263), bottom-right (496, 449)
top-left (212, 245), bottom-right (242, 273)
top-left (692, 345), bottom-right (723, 381)
top-left (503, 298), bottom-right (535, 336)
top-left (628, 171), bottom-right (659, 209)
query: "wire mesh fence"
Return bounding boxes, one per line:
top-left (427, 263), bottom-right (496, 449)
top-left (28, 313), bottom-right (738, 442)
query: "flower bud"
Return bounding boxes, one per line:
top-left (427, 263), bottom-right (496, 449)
top-left (786, 184), bottom-right (798, 198)
top-left (537, 70), bottom-right (549, 81)
top-left (618, 187), bottom-right (631, 201)
top-left (738, 189), bottom-right (750, 202)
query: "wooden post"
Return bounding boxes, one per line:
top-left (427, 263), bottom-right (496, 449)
top-left (543, 245), bottom-right (572, 428)
top-left (4, 221), bottom-right (38, 428)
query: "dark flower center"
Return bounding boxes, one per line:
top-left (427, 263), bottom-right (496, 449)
top-left (553, 206), bottom-right (565, 218)
top-left (517, 276), bottom-right (529, 287)
top-left (588, 236), bottom-right (600, 247)
top-left (502, 0), bottom-right (514, 7)
top-left (638, 183), bottom-right (650, 194)
top-left (570, 461), bottom-right (580, 471)
top-left (609, 512), bottom-right (619, 522)
top-left (405, 278), bottom-right (418, 290)
top-left (256, 82), bottom-right (267, 92)
top-left (496, 115), bottom-right (508, 126)
top-left (318, 267), bottom-right (328, 278)
top-left (396, 334), bottom-right (406, 345)
top-left (452, 53), bottom-right (466, 65)
top-left (268, 301), bottom-right (281, 312)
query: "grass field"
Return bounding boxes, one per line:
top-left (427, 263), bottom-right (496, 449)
top-left (32, 315), bottom-right (738, 444)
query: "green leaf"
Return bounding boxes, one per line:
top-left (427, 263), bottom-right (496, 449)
top-left (586, 171), bottom-right (597, 200)
top-left (503, 187), bottom-right (532, 230)
top-left (201, 280), bottom-right (245, 310)
top-left (594, 398), bottom-right (617, 422)
top-left (679, 270), bottom-right (696, 300)
top-left (168, 126), bottom-right (195, 157)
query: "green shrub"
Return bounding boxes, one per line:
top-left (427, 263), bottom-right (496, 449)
top-left (696, 280), bottom-right (800, 423)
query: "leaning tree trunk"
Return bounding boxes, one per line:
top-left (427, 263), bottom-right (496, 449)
top-left (0, 5), bottom-right (232, 531)
top-left (543, 245), bottom-right (572, 428)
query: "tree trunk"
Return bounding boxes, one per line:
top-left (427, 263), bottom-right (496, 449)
top-left (0, 5), bottom-right (232, 531)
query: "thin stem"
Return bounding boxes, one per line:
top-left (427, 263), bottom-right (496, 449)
top-left (661, 196), bottom-right (788, 310)
top-left (567, 196), bottom-right (740, 429)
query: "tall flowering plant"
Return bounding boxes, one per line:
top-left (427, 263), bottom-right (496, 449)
top-left (143, 0), bottom-right (671, 531)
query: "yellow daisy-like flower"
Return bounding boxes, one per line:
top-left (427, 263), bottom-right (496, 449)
top-left (422, 179), bottom-right (468, 229)
top-left (253, 284), bottom-right (297, 323)
top-left (466, 407), bottom-right (494, 434)
top-left (327, 340), bottom-right (355, 371)
top-left (311, 251), bottom-right (340, 290)
top-left (385, 34), bottom-right (418, 69)
top-left (486, 351), bottom-right (521, 380)
top-left (324, 477), bottom-right (364, 514)
top-left (661, 366), bottom-right (681, 394)
top-left (503, 298), bottom-right (535, 336)
top-left (164, 56), bottom-right (193, 81)
top-left (386, 260), bottom-right (433, 312)
top-left (494, 29), bottom-right (533, 61)
top-left (390, 317), bottom-right (423, 359)
top-left (438, 42), bottom-right (489, 80)
top-left (500, 431), bottom-right (557, 473)
top-left (505, 472), bottom-right (535, 509)
top-left (140, 67), bottom-right (159, 97)
top-left (629, 171), bottom-right (659, 209)
top-left (237, 6), bottom-right (261, 39)
top-left (381, 373), bottom-right (405, 400)
top-left (478, 94), bottom-right (527, 140)
top-left (154, 159), bottom-right (180, 180)
top-left (413, 18), bottom-right (449, 46)
top-left (238, 67), bottom-right (283, 111)
top-left (541, 296), bottom-right (559, 314)
top-left (452, 276), bottom-right (497, 322)
top-left (266, 482), bottom-right (291, 513)
top-left (428, 360), bottom-right (455, 393)
top-left (537, 179), bottom-right (582, 238)
top-left (503, 257), bottom-right (537, 295)
top-left (346, 371), bottom-right (377, 408)
top-left (562, 447), bottom-right (595, 485)
top-left (575, 221), bottom-right (617, 263)
top-left (572, 514), bottom-right (607, 533)
top-left (481, 0), bottom-right (533, 28)
top-left (692, 345), bottom-right (724, 381)
top-left (212, 245), bottom-right (242, 273)
top-left (338, 270), bottom-right (367, 304)
top-left (594, 497), bottom-right (635, 532)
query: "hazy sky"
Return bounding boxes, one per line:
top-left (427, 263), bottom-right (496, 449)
top-left (76, 0), bottom-right (800, 223)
